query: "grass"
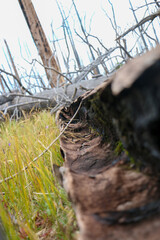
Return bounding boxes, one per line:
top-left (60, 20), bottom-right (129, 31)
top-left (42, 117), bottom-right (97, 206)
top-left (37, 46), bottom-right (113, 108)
top-left (0, 111), bottom-right (77, 240)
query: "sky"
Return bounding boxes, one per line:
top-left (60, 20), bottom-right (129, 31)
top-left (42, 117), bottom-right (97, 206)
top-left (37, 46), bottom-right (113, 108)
top-left (0, 0), bottom-right (133, 43)
top-left (0, 0), bottom-right (159, 91)
top-left (0, 0), bottom-right (134, 64)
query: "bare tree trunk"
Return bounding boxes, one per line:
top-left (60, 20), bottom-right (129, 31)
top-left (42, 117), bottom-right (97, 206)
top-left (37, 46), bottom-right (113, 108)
top-left (0, 75), bottom-right (6, 93)
top-left (0, 75), bottom-right (11, 93)
top-left (18, 0), bottom-right (63, 87)
top-left (4, 40), bottom-right (23, 92)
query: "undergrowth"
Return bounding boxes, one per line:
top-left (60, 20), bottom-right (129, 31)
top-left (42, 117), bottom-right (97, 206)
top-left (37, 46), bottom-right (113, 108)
top-left (0, 111), bottom-right (77, 240)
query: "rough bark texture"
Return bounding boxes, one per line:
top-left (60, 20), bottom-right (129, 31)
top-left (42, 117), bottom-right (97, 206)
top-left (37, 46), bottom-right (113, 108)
top-left (57, 45), bottom-right (160, 240)
top-left (18, 0), bottom-right (62, 87)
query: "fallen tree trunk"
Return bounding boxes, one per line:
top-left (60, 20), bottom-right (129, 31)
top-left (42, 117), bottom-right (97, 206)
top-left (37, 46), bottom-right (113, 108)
top-left (56, 45), bottom-right (160, 240)
top-left (0, 76), bottom-right (107, 119)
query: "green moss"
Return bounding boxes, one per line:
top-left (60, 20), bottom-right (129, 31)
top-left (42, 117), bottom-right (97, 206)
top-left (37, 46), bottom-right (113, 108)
top-left (114, 141), bottom-right (124, 155)
top-left (88, 91), bottom-right (142, 172)
top-left (124, 149), bottom-right (143, 172)
top-left (88, 126), bottom-right (100, 136)
top-left (114, 141), bottom-right (143, 172)
top-left (90, 94), bottom-right (106, 125)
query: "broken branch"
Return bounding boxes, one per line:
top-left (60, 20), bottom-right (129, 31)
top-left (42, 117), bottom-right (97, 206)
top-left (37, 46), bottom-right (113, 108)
top-left (116, 10), bottom-right (160, 40)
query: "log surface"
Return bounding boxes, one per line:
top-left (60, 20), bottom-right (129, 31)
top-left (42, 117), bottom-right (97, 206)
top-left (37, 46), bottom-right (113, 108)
top-left (0, 76), bottom-right (107, 118)
top-left (57, 45), bottom-right (160, 240)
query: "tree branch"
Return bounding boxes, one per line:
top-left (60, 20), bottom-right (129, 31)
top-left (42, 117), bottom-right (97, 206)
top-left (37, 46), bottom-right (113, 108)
top-left (0, 68), bottom-right (32, 95)
top-left (116, 9), bottom-right (160, 41)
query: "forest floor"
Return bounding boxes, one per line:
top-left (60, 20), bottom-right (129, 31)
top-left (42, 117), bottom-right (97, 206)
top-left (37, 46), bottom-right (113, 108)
top-left (0, 111), bottom-right (77, 240)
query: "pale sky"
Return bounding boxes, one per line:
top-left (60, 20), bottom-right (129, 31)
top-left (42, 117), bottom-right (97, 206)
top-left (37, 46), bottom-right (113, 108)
top-left (0, 0), bottom-right (133, 42)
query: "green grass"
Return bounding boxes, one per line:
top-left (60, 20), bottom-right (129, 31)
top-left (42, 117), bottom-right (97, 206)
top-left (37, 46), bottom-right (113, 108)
top-left (0, 111), bottom-right (77, 240)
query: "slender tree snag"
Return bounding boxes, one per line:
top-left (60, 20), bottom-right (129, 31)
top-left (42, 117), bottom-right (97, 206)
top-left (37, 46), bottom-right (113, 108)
top-left (18, 0), bottom-right (63, 87)
top-left (0, 76), bottom-right (6, 93)
top-left (4, 40), bottom-right (21, 89)
top-left (57, 45), bottom-right (160, 240)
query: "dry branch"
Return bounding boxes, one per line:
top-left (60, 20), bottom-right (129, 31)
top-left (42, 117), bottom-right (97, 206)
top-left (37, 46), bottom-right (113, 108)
top-left (33, 59), bottom-right (72, 84)
top-left (0, 68), bottom-right (32, 95)
top-left (116, 9), bottom-right (160, 40)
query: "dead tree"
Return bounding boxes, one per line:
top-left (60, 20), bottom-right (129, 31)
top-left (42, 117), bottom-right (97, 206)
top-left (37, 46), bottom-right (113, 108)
top-left (18, 0), bottom-right (63, 87)
top-left (0, 76), bottom-right (6, 93)
top-left (3, 40), bottom-right (33, 94)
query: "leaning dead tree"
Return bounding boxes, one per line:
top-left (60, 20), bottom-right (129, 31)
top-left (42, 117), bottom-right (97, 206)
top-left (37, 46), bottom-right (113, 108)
top-left (56, 45), bottom-right (160, 240)
top-left (18, 0), bottom-right (63, 87)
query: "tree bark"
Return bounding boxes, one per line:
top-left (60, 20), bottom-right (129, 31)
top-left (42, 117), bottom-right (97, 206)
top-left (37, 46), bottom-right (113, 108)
top-left (56, 45), bottom-right (160, 240)
top-left (18, 0), bottom-right (63, 87)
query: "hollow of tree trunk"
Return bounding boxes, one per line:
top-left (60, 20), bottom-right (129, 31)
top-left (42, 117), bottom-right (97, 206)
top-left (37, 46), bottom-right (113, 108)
top-left (56, 45), bottom-right (160, 240)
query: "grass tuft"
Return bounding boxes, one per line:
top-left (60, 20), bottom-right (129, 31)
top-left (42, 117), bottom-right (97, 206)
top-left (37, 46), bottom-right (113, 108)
top-left (0, 111), bottom-right (77, 240)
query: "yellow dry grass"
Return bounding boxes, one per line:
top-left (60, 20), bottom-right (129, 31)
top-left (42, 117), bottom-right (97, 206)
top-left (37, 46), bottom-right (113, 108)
top-left (0, 111), bottom-right (76, 240)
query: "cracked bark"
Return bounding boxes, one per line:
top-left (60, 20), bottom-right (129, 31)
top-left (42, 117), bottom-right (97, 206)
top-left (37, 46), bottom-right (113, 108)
top-left (18, 0), bottom-right (63, 87)
top-left (57, 45), bottom-right (160, 240)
